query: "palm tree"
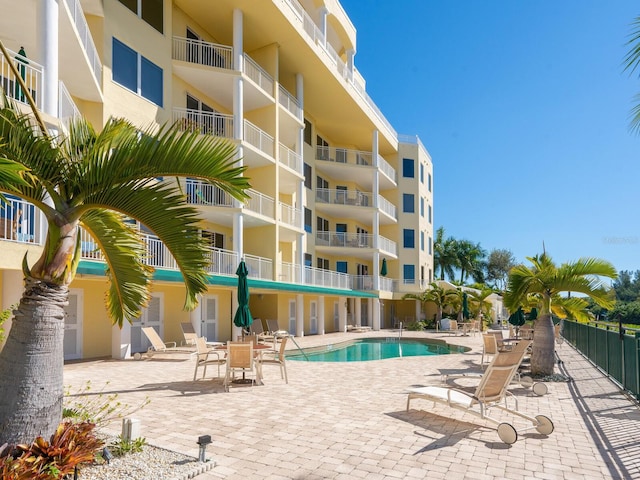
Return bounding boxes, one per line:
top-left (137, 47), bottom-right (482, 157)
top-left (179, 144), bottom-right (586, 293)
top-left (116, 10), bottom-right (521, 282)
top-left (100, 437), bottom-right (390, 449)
top-left (403, 282), bottom-right (456, 327)
top-left (467, 287), bottom-right (494, 330)
top-left (0, 99), bottom-right (250, 445)
top-left (433, 227), bottom-right (458, 281)
top-left (455, 239), bottom-right (486, 284)
top-left (624, 16), bottom-right (640, 134)
top-left (504, 253), bottom-right (616, 376)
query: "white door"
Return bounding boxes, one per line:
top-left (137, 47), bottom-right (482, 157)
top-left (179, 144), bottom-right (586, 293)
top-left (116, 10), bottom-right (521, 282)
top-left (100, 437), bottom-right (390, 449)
top-left (201, 295), bottom-right (218, 342)
top-left (288, 300), bottom-right (296, 334)
top-left (309, 301), bottom-right (318, 334)
top-left (63, 289), bottom-right (83, 360)
top-left (131, 294), bottom-right (163, 354)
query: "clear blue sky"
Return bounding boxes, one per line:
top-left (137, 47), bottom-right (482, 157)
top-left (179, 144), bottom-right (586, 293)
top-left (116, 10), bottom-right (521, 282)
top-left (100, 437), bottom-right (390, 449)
top-left (340, 0), bottom-right (640, 274)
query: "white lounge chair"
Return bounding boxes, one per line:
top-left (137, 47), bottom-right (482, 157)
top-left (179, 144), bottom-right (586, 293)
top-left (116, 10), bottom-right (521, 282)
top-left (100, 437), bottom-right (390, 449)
top-left (139, 326), bottom-right (193, 359)
top-left (407, 340), bottom-right (554, 444)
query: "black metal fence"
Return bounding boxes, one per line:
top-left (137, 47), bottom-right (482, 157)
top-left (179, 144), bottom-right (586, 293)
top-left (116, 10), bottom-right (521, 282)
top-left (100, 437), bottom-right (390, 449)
top-left (563, 320), bottom-right (640, 400)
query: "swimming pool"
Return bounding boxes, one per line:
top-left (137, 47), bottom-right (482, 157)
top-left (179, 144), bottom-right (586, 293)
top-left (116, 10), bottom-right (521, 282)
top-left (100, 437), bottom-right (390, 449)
top-left (286, 338), bottom-right (468, 362)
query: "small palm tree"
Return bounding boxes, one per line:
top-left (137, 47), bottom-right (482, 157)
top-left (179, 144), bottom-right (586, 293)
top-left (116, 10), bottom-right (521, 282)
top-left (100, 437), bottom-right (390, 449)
top-left (467, 287), bottom-right (494, 330)
top-left (504, 253), bottom-right (616, 376)
top-left (0, 99), bottom-right (250, 445)
top-left (403, 282), bottom-right (457, 327)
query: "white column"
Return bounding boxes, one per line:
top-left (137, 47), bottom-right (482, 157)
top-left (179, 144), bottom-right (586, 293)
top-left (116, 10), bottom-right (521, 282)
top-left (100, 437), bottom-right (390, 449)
top-left (372, 298), bottom-right (380, 331)
top-left (415, 300), bottom-right (422, 323)
top-left (296, 73), bottom-right (306, 283)
top-left (318, 295), bottom-right (325, 335)
top-left (233, 213), bottom-right (243, 259)
top-left (232, 9), bottom-right (245, 257)
top-left (354, 298), bottom-right (361, 327)
top-left (190, 299), bottom-right (202, 336)
top-left (39, 0), bottom-right (59, 117)
top-left (366, 299), bottom-right (373, 327)
top-left (296, 294), bottom-right (304, 337)
top-left (112, 322), bottom-right (131, 359)
top-left (372, 130), bottom-right (380, 249)
top-left (338, 296), bottom-right (347, 332)
top-left (319, 7), bottom-right (328, 47)
top-left (346, 49), bottom-right (355, 82)
top-left (373, 252), bottom-right (380, 290)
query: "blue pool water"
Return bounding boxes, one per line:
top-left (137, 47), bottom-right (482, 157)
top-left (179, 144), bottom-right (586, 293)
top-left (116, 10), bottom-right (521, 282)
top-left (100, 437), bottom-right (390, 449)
top-left (287, 338), bottom-right (467, 362)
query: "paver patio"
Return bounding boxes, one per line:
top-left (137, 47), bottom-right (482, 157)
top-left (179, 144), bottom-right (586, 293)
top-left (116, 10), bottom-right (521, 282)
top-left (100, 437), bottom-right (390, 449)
top-left (63, 330), bottom-right (640, 479)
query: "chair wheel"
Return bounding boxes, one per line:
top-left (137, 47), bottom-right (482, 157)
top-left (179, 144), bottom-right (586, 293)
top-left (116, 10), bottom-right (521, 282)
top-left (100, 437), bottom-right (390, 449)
top-left (520, 375), bottom-right (533, 388)
top-left (535, 415), bottom-right (554, 435)
top-left (133, 352), bottom-right (142, 360)
top-left (497, 423), bottom-right (518, 444)
top-left (532, 382), bottom-right (548, 396)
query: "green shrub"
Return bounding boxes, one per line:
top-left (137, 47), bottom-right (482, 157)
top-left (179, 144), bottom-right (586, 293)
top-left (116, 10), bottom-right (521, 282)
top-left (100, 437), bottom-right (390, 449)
top-left (108, 436), bottom-right (146, 457)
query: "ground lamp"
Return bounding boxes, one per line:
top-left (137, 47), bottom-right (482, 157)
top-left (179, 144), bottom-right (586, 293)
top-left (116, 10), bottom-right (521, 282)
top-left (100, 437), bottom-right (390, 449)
top-left (197, 435), bottom-right (212, 462)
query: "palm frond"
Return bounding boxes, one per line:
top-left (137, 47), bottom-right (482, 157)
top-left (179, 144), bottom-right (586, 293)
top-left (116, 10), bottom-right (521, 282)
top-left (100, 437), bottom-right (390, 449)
top-left (81, 210), bottom-right (153, 327)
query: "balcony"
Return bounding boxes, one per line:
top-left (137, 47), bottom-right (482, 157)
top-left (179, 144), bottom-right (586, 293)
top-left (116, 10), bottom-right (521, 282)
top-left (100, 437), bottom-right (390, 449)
top-left (0, 196), bottom-right (43, 244)
top-left (0, 47), bottom-right (43, 110)
top-left (315, 232), bottom-right (397, 256)
top-left (279, 202), bottom-right (302, 230)
top-left (245, 189), bottom-right (275, 220)
top-left (243, 119), bottom-right (275, 164)
top-left (278, 143), bottom-right (303, 192)
top-left (172, 108), bottom-right (234, 139)
top-left (280, 262), bottom-right (350, 289)
top-left (315, 146), bottom-right (397, 191)
top-left (278, 85), bottom-right (302, 121)
top-left (59, 81), bottom-right (82, 133)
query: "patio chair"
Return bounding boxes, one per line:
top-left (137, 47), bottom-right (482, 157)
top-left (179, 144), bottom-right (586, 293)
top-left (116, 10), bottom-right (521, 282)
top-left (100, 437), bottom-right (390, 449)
top-left (445, 320), bottom-right (459, 336)
top-left (407, 340), bottom-right (554, 444)
top-left (181, 322), bottom-right (198, 346)
top-left (139, 327), bottom-right (193, 359)
top-left (258, 335), bottom-right (289, 384)
top-left (249, 319), bottom-right (276, 346)
top-left (223, 341), bottom-right (260, 391)
top-left (266, 319), bottom-right (289, 337)
top-left (193, 336), bottom-right (225, 380)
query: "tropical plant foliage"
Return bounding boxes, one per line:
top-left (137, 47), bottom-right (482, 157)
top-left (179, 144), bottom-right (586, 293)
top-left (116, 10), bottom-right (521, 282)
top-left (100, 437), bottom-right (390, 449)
top-left (624, 15), bottom-right (640, 134)
top-left (0, 98), bottom-right (250, 445)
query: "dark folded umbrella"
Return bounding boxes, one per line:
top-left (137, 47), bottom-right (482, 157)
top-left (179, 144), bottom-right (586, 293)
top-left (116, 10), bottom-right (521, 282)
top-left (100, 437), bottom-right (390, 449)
top-left (233, 260), bottom-right (253, 330)
top-left (508, 307), bottom-right (526, 327)
top-left (380, 258), bottom-right (388, 277)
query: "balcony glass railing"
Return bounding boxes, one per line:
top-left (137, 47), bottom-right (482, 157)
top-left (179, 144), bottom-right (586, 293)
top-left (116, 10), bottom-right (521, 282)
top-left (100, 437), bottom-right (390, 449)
top-left (62, 0), bottom-right (102, 83)
top-left (0, 48), bottom-right (43, 110)
top-left (172, 36), bottom-right (233, 69)
top-left (172, 108), bottom-right (234, 139)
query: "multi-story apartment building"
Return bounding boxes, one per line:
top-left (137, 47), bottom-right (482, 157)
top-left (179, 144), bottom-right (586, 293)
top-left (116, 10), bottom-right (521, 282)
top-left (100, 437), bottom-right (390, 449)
top-left (0, 0), bottom-right (434, 360)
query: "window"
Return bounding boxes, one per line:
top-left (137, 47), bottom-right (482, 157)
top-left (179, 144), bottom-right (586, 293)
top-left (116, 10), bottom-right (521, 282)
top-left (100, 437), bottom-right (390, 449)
top-left (403, 264), bottom-right (415, 283)
top-left (420, 197), bottom-right (424, 217)
top-left (304, 253), bottom-right (312, 267)
top-left (428, 173), bottom-right (432, 192)
top-left (429, 236), bottom-right (433, 255)
top-left (336, 261), bottom-right (347, 274)
top-left (403, 229), bottom-right (415, 248)
top-left (429, 268), bottom-right (432, 283)
top-left (316, 176), bottom-right (329, 202)
top-left (304, 207), bottom-right (312, 233)
top-left (428, 205), bottom-right (432, 224)
top-left (420, 163), bottom-right (424, 184)
top-left (317, 257), bottom-right (329, 270)
top-left (112, 38), bottom-right (163, 107)
top-left (316, 135), bottom-right (328, 160)
top-left (202, 230), bottom-right (224, 249)
top-left (316, 216), bottom-right (329, 233)
top-left (118, 0), bottom-right (163, 33)
top-left (403, 158), bottom-right (414, 178)
top-left (304, 163), bottom-right (312, 189)
top-left (403, 193), bottom-right (415, 213)
top-left (421, 266), bottom-right (425, 282)
top-left (420, 231), bottom-right (425, 251)
top-left (304, 119), bottom-right (312, 145)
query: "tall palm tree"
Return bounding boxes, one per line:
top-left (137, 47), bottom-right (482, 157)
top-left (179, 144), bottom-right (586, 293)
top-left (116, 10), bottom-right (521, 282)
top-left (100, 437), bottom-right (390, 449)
top-left (433, 227), bottom-right (458, 281)
top-left (0, 99), bottom-right (250, 445)
top-left (403, 282), bottom-right (456, 327)
top-left (455, 239), bottom-right (486, 284)
top-left (624, 15), bottom-right (640, 134)
top-left (504, 253), bottom-right (616, 375)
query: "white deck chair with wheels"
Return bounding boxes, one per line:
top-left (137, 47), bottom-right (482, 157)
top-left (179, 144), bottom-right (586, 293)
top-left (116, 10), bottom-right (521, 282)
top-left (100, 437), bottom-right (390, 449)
top-left (407, 340), bottom-right (554, 444)
top-left (138, 327), bottom-right (194, 359)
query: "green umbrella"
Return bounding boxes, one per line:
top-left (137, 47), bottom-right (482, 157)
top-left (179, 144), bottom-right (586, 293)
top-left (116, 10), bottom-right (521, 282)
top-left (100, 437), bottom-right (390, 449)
top-left (380, 258), bottom-right (388, 277)
top-left (233, 260), bottom-right (253, 330)
top-left (527, 307), bottom-right (538, 321)
top-left (462, 292), bottom-right (470, 320)
top-left (508, 307), bottom-right (526, 327)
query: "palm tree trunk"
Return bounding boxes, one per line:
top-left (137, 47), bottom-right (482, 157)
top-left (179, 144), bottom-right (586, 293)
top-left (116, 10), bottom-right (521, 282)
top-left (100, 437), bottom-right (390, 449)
top-left (530, 313), bottom-right (555, 376)
top-left (0, 278), bottom-right (67, 445)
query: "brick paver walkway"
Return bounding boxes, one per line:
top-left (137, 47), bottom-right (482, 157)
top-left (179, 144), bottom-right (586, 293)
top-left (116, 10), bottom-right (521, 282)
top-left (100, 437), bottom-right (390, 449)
top-left (63, 330), bottom-right (640, 479)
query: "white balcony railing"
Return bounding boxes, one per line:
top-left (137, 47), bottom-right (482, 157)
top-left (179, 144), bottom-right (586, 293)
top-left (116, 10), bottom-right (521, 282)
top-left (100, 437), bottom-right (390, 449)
top-left (316, 188), bottom-right (372, 207)
top-left (243, 55), bottom-right (274, 95)
top-left (186, 179), bottom-right (234, 207)
top-left (172, 36), bottom-right (233, 69)
top-left (304, 266), bottom-right (350, 289)
top-left (350, 275), bottom-right (374, 291)
top-left (0, 196), bottom-right (43, 244)
top-left (243, 119), bottom-right (274, 158)
top-left (316, 231), bottom-right (372, 248)
top-left (172, 108), bottom-right (234, 139)
top-left (316, 146), bottom-right (373, 167)
top-left (0, 47), bottom-right (44, 110)
top-left (279, 202), bottom-right (302, 229)
top-left (379, 235), bottom-right (397, 256)
top-left (378, 194), bottom-right (397, 219)
top-left (278, 85), bottom-right (302, 120)
top-left (245, 253), bottom-right (273, 280)
top-left (62, 0), bottom-right (102, 83)
top-left (379, 277), bottom-right (394, 292)
top-left (378, 155), bottom-right (397, 183)
top-left (279, 261), bottom-right (299, 283)
top-left (245, 189), bottom-right (275, 219)
top-left (205, 247), bottom-right (239, 276)
top-left (58, 81), bottom-right (81, 132)
top-left (278, 143), bottom-right (302, 173)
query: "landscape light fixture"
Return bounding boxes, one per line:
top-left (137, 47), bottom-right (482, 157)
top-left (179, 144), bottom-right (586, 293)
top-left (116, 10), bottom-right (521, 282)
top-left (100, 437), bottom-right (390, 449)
top-left (197, 434), bottom-right (212, 462)
top-left (102, 446), bottom-right (114, 464)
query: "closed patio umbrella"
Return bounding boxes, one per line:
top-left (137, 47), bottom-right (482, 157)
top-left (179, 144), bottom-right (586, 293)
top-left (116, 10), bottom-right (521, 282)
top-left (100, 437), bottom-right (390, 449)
top-left (380, 258), bottom-right (388, 277)
top-left (233, 260), bottom-right (253, 331)
top-left (508, 307), bottom-right (526, 327)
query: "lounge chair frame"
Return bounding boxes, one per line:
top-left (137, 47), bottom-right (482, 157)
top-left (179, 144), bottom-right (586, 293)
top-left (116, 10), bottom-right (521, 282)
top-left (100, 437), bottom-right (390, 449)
top-left (407, 340), bottom-right (554, 444)
top-left (138, 326), bottom-right (194, 359)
